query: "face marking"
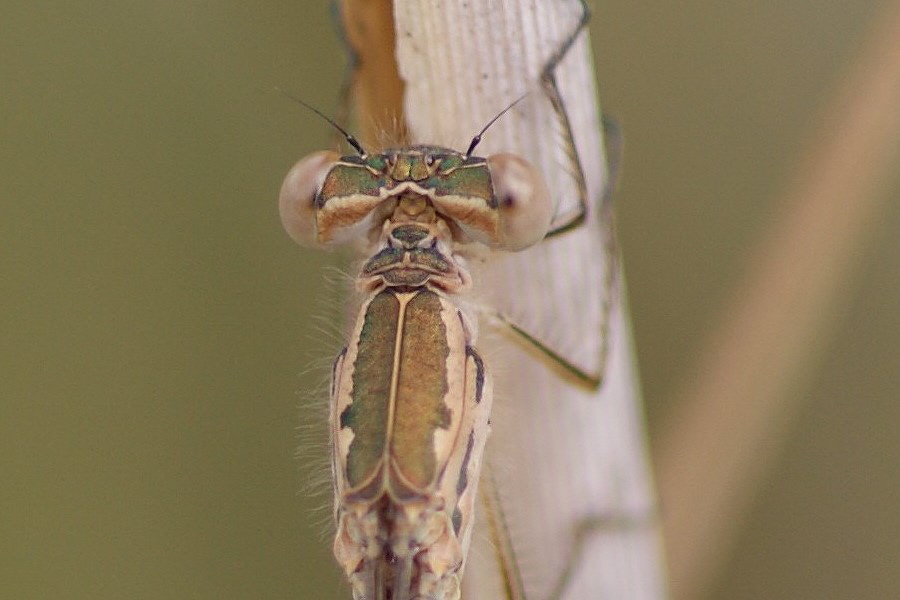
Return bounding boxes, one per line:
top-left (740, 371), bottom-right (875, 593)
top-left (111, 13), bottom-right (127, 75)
top-left (304, 145), bottom-right (534, 249)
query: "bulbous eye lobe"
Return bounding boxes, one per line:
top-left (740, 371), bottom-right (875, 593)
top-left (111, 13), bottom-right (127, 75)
top-left (279, 150), bottom-right (340, 246)
top-left (486, 153), bottom-right (554, 251)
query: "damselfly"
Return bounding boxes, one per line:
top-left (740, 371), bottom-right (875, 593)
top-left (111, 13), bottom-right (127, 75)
top-left (280, 2), bottom-right (615, 598)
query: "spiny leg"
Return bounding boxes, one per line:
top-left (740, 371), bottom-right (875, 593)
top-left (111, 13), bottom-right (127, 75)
top-left (539, 0), bottom-right (592, 239)
top-left (482, 308), bottom-right (602, 392)
top-left (480, 122), bottom-right (621, 396)
top-left (538, 1), bottom-right (621, 239)
top-left (497, 0), bottom-right (622, 390)
top-left (479, 141), bottom-right (620, 390)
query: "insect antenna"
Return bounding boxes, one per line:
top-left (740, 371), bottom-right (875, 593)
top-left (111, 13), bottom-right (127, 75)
top-left (275, 87), bottom-right (368, 157)
top-left (464, 93), bottom-right (529, 158)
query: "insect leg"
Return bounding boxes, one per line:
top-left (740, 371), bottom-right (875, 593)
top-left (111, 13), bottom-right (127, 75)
top-left (533, 1), bottom-right (623, 390)
top-left (482, 308), bottom-right (603, 391)
top-left (510, 0), bottom-right (621, 390)
top-left (480, 466), bottom-right (528, 600)
top-left (539, 0), bottom-right (597, 240)
top-left (542, 511), bottom-right (657, 600)
top-left (483, 99), bottom-right (619, 395)
top-left (480, 464), bottom-right (655, 600)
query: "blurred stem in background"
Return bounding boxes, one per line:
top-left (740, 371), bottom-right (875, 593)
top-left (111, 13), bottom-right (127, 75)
top-left (655, 2), bottom-right (900, 599)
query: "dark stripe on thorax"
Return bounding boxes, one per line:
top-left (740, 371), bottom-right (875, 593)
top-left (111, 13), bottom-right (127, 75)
top-left (466, 347), bottom-right (486, 404)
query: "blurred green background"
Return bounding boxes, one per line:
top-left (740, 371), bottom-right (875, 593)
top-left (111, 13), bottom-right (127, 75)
top-left (2, 1), bottom-right (897, 599)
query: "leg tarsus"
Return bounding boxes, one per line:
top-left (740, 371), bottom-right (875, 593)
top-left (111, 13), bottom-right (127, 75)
top-left (483, 309), bottom-right (603, 392)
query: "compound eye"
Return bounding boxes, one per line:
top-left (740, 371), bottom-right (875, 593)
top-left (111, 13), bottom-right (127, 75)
top-left (486, 153), bottom-right (554, 251)
top-left (278, 150), bottom-right (340, 246)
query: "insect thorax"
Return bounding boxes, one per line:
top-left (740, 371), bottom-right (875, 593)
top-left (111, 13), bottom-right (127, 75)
top-left (356, 197), bottom-right (473, 296)
top-left (329, 192), bottom-right (490, 600)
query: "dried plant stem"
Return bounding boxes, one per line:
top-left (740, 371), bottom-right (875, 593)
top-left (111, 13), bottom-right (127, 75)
top-left (340, 1), bottom-right (665, 597)
top-left (655, 3), bottom-right (900, 599)
top-left (392, 1), bottom-right (666, 599)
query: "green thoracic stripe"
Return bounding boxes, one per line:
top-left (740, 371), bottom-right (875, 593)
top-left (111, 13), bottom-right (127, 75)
top-left (392, 290), bottom-right (451, 489)
top-left (344, 290), bottom-right (399, 488)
